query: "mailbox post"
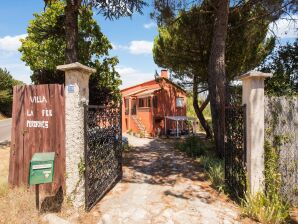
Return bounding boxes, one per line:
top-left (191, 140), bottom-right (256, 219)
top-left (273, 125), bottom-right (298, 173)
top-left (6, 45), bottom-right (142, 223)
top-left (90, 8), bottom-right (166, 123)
top-left (29, 152), bottom-right (55, 210)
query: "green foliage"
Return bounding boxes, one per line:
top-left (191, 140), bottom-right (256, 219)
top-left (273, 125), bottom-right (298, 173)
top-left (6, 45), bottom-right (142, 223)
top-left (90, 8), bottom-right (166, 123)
top-left (153, 2), bottom-right (275, 85)
top-left (153, 2), bottom-right (275, 137)
top-left (186, 96), bottom-right (196, 118)
top-left (139, 132), bottom-right (145, 138)
top-left (122, 142), bottom-right (131, 152)
top-left (178, 136), bottom-right (214, 157)
top-left (186, 95), bottom-right (211, 133)
top-left (241, 140), bottom-right (290, 223)
top-left (242, 191), bottom-right (290, 224)
top-left (177, 136), bottom-right (225, 192)
top-left (186, 95), bottom-right (211, 119)
top-left (78, 157), bottom-right (85, 177)
top-left (261, 39), bottom-right (298, 96)
top-left (20, 1), bottom-right (121, 105)
top-left (0, 68), bottom-right (23, 117)
top-left (87, 0), bottom-right (147, 20)
top-left (200, 155), bottom-right (225, 193)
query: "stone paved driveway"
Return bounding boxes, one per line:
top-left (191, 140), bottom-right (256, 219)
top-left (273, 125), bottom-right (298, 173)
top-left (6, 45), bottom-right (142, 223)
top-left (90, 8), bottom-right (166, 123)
top-left (92, 134), bottom-right (242, 224)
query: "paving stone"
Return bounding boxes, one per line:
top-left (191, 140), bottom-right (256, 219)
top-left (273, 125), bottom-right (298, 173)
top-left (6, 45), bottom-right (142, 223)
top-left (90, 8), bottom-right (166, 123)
top-left (42, 214), bottom-right (70, 224)
top-left (91, 134), bottom-right (242, 224)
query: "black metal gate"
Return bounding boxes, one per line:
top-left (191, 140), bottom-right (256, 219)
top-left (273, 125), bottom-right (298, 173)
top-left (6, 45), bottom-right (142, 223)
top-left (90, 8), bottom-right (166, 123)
top-left (224, 104), bottom-right (247, 200)
top-left (84, 105), bottom-right (122, 211)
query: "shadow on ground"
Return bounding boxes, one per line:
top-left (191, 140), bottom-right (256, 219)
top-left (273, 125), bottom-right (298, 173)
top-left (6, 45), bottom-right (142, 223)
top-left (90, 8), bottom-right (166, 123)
top-left (40, 187), bottom-right (64, 213)
top-left (122, 137), bottom-right (208, 187)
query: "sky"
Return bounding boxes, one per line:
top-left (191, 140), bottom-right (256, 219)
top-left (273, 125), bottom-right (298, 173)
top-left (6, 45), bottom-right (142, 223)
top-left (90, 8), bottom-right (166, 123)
top-left (0, 0), bottom-right (297, 89)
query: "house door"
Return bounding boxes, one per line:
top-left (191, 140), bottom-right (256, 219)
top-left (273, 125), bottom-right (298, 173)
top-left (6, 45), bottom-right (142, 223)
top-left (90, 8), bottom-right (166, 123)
top-left (131, 99), bottom-right (137, 115)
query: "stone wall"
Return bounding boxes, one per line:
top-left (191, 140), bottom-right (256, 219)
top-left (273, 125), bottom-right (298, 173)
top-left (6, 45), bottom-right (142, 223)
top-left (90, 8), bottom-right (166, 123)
top-left (265, 96), bottom-right (298, 206)
top-left (57, 62), bottom-right (95, 209)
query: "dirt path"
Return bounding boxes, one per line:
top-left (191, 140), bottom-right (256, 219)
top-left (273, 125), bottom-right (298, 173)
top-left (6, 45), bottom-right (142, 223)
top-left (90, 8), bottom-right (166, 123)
top-left (89, 135), bottom-right (242, 224)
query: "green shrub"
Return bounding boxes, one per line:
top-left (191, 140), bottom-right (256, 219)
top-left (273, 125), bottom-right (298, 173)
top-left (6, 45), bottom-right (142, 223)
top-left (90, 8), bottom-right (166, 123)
top-left (199, 155), bottom-right (225, 192)
top-left (178, 136), bottom-right (225, 192)
top-left (122, 137), bottom-right (131, 152)
top-left (123, 143), bottom-right (132, 152)
top-left (139, 131), bottom-right (145, 138)
top-left (178, 136), bottom-right (214, 157)
top-left (241, 140), bottom-right (290, 223)
top-left (241, 191), bottom-right (290, 224)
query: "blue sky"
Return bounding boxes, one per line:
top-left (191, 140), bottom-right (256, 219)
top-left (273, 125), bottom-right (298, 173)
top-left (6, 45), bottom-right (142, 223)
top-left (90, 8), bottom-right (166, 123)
top-left (0, 0), bottom-right (297, 89)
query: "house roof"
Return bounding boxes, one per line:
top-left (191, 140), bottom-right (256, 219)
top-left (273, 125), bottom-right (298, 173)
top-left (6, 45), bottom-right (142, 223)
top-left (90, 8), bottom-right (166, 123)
top-left (123, 88), bottom-right (147, 98)
top-left (121, 77), bottom-right (187, 94)
top-left (135, 87), bottom-right (161, 97)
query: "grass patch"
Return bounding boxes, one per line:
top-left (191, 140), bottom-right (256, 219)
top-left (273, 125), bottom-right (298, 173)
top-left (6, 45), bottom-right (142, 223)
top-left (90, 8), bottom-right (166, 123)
top-left (241, 191), bottom-right (290, 224)
top-left (0, 112), bottom-right (7, 120)
top-left (177, 135), bottom-right (214, 157)
top-left (199, 155), bottom-right (225, 193)
top-left (0, 147), bottom-right (10, 197)
top-left (241, 141), bottom-right (291, 223)
top-left (177, 136), bottom-right (225, 192)
top-left (0, 186), bottom-right (41, 224)
top-left (0, 147), bottom-right (42, 224)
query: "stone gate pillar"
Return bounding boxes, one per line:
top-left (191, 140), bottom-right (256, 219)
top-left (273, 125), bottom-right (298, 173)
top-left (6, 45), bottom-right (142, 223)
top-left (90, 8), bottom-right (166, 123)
top-left (57, 62), bottom-right (96, 208)
top-left (238, 71), bottom-right (272, 195)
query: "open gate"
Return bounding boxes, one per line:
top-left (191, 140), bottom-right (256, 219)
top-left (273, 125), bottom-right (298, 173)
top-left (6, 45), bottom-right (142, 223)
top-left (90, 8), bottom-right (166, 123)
top-left (84, 105), bottom-right (122, 211)
top-left (224, 105), bottom-right (247, 200)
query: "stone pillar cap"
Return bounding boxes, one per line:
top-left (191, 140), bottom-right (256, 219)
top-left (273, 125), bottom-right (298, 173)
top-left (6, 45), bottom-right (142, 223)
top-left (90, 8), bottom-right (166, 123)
top-left (236, 71), bottom-right (272, 81)
top-left (57, 62), bottom-right (96, 74)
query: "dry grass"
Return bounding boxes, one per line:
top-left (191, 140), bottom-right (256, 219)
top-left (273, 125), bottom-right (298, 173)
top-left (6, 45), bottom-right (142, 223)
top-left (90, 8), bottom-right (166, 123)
top-left (0, 147), bottom-right (42, 224)
top-left (0, 147), bottom-right (10, 197)
top-left (0, 146), bottom-right (86, 224)
top-left (0, 112), bottom-right (7, 120)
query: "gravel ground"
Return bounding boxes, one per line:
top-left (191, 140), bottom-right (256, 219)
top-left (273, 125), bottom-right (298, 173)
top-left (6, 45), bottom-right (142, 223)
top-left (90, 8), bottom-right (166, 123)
top-left (89, 134), bottom-right (243, 224)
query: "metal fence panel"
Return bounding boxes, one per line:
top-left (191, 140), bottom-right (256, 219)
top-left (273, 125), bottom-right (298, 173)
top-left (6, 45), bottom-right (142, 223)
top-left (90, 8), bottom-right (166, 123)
top-left (84, 104), bottom-right (122, 211)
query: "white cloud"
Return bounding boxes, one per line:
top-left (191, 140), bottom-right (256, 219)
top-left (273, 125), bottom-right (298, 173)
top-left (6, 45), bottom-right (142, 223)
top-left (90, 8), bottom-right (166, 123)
top-left (0, 62), bottom-right (32, 84)
top-left (144, 22), bottom-right (157, 29)
top-left (112, 40), bottom-right (154, 55)
top-left (116, 65), bottom-right (154, 89)
top-left (127, 41), bottom-right (153, 55)
top-left (0, 34), bottom-right (27, 52)
top-left (0, 34), bottom-right (31, 84)
top-left (269, 15), bottom-right (298, 38)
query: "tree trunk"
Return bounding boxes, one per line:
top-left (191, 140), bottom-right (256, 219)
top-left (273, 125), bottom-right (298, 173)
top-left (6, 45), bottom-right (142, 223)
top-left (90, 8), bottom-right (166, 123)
top-left (193, 74), bottom-right (212, 139)
top-left (207, 0), bottom-right (229, 158)
top-left (200, 94), bottom-right (210, 112)
top-left (65, 0), bottom-right (80, 63)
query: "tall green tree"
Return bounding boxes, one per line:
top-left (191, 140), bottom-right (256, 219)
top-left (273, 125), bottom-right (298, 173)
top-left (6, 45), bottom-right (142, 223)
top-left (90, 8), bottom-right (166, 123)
top-left (20, 1), bottom-right (121, 105)
top-left (207, 0), bottom-right (229, 155)
top-left (44, 0), bottom-right (147, 63)
top-left (261, 39), bottom-right (298, 96)
top-left (153, 0), bottom-right (294, 156)
top-left (153, 2), bottom-right (275, 140)
top-left (0, 68), bottom-right (23, 116)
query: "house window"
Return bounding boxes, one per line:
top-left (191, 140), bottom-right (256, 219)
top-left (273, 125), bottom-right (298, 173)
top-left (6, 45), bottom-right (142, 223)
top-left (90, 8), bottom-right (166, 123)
top-left (138, 97), bottom-right (151, 108)
top-left (176, 97), bottom-right (184, 108)
top-left (138, 98), bottom-right (145, 107)
top-left (148, 98), bottom-right (151, 107)
top-left (153, 96), bottom-right (158, 108)
top-left (125, 99), bottom-right (129, 115)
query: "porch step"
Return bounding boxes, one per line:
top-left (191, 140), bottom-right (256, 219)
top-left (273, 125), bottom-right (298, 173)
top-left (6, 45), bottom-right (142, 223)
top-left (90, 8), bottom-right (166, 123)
top-left (131, 116), bottom-right (150, 137)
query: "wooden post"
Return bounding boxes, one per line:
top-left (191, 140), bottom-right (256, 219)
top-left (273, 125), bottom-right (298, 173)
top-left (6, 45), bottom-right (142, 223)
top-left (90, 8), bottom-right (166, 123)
top-left (128, 97), bottom-right (131, 130)
top-left (35, 184), bottom-right (39, 210)
top-left (165, 117), bottom-right (167, 136)
top-left (176, 120), bottom-right (178, 137)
